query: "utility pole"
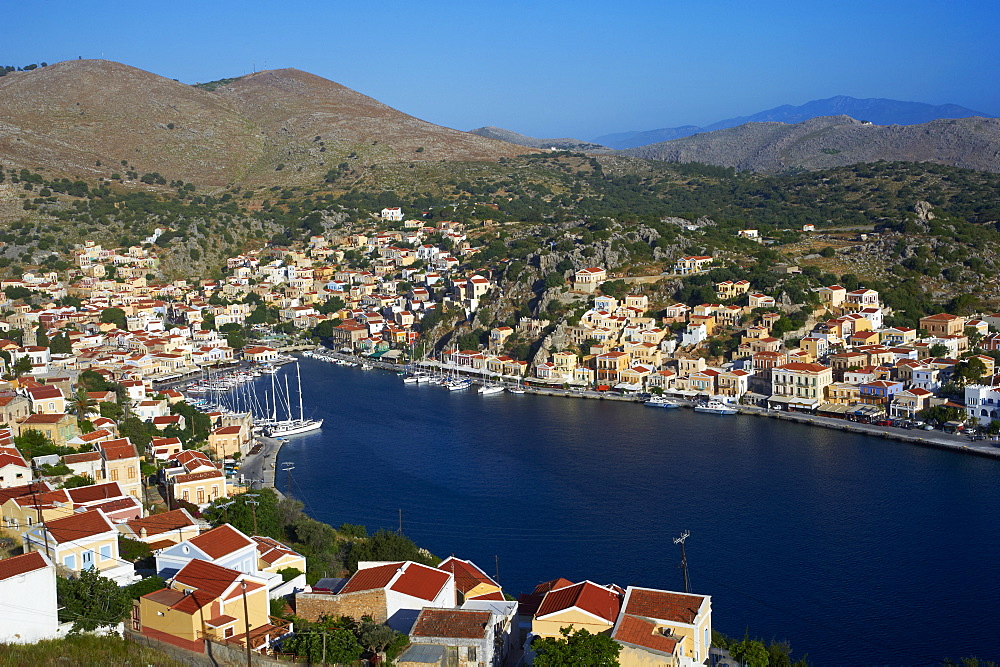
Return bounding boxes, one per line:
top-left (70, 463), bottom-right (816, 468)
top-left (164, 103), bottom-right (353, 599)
top-left (241, 580), bottom-right (252, 667)
top-left (673, 530), bottom-right (691, 594)
top-left (30, 483), bottom-right (51, 560)
top-left (282, 463), bottom-right (294, 495)
top-left (245, 495), bottom-right (259, 535)
top-left (398, 508), bottom-right (403, 536)
top-left (495, 555), bottom-right (500, 584)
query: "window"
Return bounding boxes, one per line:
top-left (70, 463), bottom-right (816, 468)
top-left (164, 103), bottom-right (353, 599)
top-left (111, 468), bottom-right (119, 481)
top-left (468, 647), bottom-right (476, 661)
top-left (128, 466), bottom-right (136, 479)
top-left (100, 545), bottom-right (112, 560)
top-left (225, 627), bottom-right (235, 638)
top-left (63, 554), bottom-right (76, 569)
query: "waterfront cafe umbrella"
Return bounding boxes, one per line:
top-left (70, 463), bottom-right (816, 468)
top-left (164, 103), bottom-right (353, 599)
top-left (614, 382), bottom-right (643, 392)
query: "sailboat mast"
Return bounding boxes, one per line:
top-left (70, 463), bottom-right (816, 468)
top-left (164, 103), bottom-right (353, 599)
top-left (270, 368), bottom-right (277, 421)
top-left (297, 362), bottom-right (305, 422)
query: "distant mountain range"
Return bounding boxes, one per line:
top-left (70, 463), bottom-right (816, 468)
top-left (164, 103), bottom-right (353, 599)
top-left (621, 115), bottom-right (1000, 173)
top-left (468, 126), bottom-right (607, 151)
top-left (596, 96), bottom-right (995, 149)
top-left (0, 60), bottom-right (529, 187)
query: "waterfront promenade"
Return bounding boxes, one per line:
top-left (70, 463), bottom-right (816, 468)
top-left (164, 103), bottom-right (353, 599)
top-left (309, 348), bottom-right (1000, 460)
top-left (238, 435), bottom-right (284, 494)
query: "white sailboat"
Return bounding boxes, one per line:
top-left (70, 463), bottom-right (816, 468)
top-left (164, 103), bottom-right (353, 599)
top-left (265, 362), bottom-right (323, 437)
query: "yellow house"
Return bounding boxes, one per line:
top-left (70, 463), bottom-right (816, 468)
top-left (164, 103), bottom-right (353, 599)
top-left (208, 425), bottom-right (250, 459)
top-left (24, 508), bottom-right (137, 585)
top-left (770, 362), bottom-right (833, 410)
top-left (532, 580), bottom-right (622, 639)
top-left (437, 556), bottom-right (502, 604)
top-left (13, 414), bottom-right (79, 448)
top-left (139, 559), bottom-right (272, 652)
top-left (551, 351), bottom-right (578, 375)
top-left (253, 536), bottom-right (307, 575)
top-left (596, 352), bottom-right (632, 383)
top-left (95, 438), bottom-right (142, 499)
top-left (611, 586), bottom-right (712, 666)
top-left (826, 382), bottom-right (861, 405)
top-left (171, 469), bottom-right (228, 507)
top-left (118, 508), bottom-right (200, 551)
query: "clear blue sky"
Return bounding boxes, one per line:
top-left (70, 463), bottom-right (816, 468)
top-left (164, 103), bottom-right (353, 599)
top-left (7, 0), bottom-right (999, 140)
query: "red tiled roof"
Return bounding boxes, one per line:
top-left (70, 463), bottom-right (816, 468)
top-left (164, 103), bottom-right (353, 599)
top-left (0, 452), bottom-right (27, 468)
top-left (97, 438), bottom-right (138, 461)
top-left (169, 559), bottom-right (247, 614)
top-left (126, 509), bottom-right (196, 537)
top-left (623, 588), bottom-right (706, 624)
top-left (19, 413), bottom-right (70, 424)
top-left (86, 496), bottom-right (142, 515)
top-left (44, 509), bottom-right (114, 544)
top-left (340, 562), bottom-right (402, 595)
top-left (0, 551), bottom-right (50, 581)
top-left (390, 562), bottom-right (451, 601)
top-left (613, 614), bottom-right (678, 655)
top-left (468, 590), bottom-right (505, 601)
top-left (437, 556), bottom-right (498, 595)
top-left (66, 482), bottom-right (125, 505)
top-left (188, 524), bottom-right (253, 560)
top-left (63, 451), bottom-right (103, 464)
top-left (252, 536), bottom-right (300, 565)
top-left (174, 469), bottom-right (225, 484)
top-left (410, 609), bottom-right (491, 640)
top-left (536, 581), bottom-right (621, 624)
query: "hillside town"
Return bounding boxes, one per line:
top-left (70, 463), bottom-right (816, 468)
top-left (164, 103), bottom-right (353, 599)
top-left (0, 202), bottom-right (996, 664)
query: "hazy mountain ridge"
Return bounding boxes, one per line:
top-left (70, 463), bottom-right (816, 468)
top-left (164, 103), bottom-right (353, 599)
top-left (468, 126), bottom-right (607, 151)
top-left (621, 115), bottom-right (1000, 173)
top-left (0, 60), bottom-right (530, 187)
top-left (597, 96), bottom-right (995, 149)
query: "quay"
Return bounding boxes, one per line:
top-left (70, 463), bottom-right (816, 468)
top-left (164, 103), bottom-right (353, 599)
top-left (306, 348), bottom-right (1000, 461)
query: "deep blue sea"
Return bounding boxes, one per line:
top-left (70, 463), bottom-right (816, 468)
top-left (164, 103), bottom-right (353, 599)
top-left (267, 358), bottom-right (1000, 664)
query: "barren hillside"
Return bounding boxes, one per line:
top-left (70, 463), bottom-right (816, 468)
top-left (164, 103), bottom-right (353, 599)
top-left (0, 60), bottom-right (529, 188)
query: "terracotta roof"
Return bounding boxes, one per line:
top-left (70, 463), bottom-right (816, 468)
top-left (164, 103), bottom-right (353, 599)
top-left (391, 562), bottom-right (451, 601)
top-left (97, 438), bottom-right (138, 461)
top-left (0, 452), bottom-right (27, 468)
top-left (66, 482), bottom-right (125, 504)
top-left (188, 524), bottom-right (254, 560)
top-left (86, 496), bottom-right (142, 515)
top-left (73, 430), bottom-right (115, 444)
top-left (536, 581), bottom-right (621, 624)
top-left (126, 508), bottom-right (197, 538)
top-left (43, 509), bottom-right (115, 544)
top-left (212, 426), bottom-right (243, 435)
top-left (623, 587), bottom-right (706, 624)
top-left (437, 556), bottom-right (498, 595)
top-left (252, 536), bottom-right (301, 565)
top-left (613, 614), bottom-right (678, 655)
top-left (410, 609), bottom-right (491, 640)
top-left (174, 469), bottom-right (225, 484)
top-left (341, 562), bottom-right (401, 594)
top-left (0, 551), bottom-right (50, 581)
top-left (468, 590), bottom-right (505, 601)
top-left (168, 559), bottom-right (263, 615)
top-left (19, 413), bottom-right (70, 424)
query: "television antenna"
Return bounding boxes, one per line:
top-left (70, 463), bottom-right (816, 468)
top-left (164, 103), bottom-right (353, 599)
top-left (673, 530), bottom-right (691, 593)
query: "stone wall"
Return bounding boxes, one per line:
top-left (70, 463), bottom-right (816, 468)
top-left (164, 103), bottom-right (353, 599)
top-left (295, 589), bottom-right (387, 623)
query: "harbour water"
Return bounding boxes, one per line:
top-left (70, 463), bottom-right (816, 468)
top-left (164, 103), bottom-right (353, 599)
top-left (270, 358), bottom-right (1000, 664)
